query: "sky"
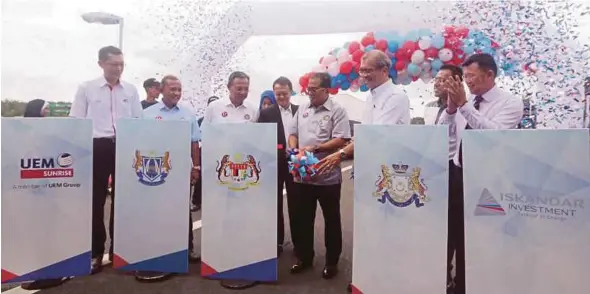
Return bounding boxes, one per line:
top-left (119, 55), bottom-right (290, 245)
top-left (2, 0), bottom-right (590, 120)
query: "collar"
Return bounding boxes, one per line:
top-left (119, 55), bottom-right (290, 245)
top-left (224, 99), bottom-right (247, 109)
top-left (370, 80), bottom-right (394, 97)
top-left (157, 101), bottom-right (179, 111)
top-left (99, 76), bottom-right (124, 89)
top-left (307, 97), bottom-right (333, 111)
top-left (279, 104), bottom-right (292, 112)
top-left (477, 85), bottom-right (500, 102)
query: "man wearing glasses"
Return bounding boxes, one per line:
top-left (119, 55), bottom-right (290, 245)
top-left (287, 72), bottom-right (351, 280)
top-left (314, 50), bottom-right (410, 292)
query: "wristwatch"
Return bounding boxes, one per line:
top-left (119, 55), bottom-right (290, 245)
top-left (339, 149), bottom-right (347, 159)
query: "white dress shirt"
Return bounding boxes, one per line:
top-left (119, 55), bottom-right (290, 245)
top-left (202, 99), bottom-right (258, 124)
top-left (438, 85), bottom-right (524, 167)
top-left (280, 104), bottom-right (294, 142)
top-left (362, 80), bottom-right (410, 125)
top-left (69, 77), bottom-right (143, 138)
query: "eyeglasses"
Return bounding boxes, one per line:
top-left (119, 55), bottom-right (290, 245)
top-left (307, 87), bottom-right (326, 93)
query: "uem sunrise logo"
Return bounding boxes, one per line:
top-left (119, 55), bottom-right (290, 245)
top-left (20, 153), bottom-right (74, 179)
top-left (474, 188), bottom-right (584, 222)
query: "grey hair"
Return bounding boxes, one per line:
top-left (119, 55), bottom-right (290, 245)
top-left (362, 50), bottom-right (392, 70)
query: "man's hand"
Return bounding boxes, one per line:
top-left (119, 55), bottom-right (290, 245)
top-left (444, 75), bottom-right (467, 107)
top-left (317, 152), bottom-right (341, 175)
top-left (446, 93), bottom-right (458, 114)
top-left (301, 145), bottom-right (316, 153)
top-left (191, 169), bottom-right (200, 184)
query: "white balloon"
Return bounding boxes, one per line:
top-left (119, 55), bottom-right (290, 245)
top-left (337, 49), bottom-right (349, 59)
top-left (438, 48), bottom-right (453, 62)
top-left (421, 61), bottom-right (432, 71)
top-left (321, 55), bottom-right (337, 66)
top-left (418, 36), bottom-right (432, 50)
top-left (337, 53), bottom-right (352, 65)
top-left (312, 64), bottom-right (327, 73)
top-left (411, 50), bottom-right (425, 64)
top-left (420, 71), bottom-right (432, 83)
top-left (327, 62), bottom-right (340, 76)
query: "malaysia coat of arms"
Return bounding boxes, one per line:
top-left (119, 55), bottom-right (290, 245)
top-left (132, 150), bottom-right (171, 186)
top-left (372, 163), bottom-right (429, 208)
top-left (216, 153), bottom-right (261, 191)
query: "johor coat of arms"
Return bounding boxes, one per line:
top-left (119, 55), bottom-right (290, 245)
top-left (132, 150), bottom-right (171, 186)
top-left (216, 153), bottom-right (262, 191)
top-left (372, 163), bottom-right (429, 207)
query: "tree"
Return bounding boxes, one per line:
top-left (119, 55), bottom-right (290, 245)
top-left (1, 100), bottom-right (71, 117)
top-left (411, 117), bottom-right (425, 125)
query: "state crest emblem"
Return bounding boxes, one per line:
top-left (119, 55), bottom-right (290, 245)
top-left (372, 163), bottom-right (429, 208)
top-left (215, 153), bottom-right (262, 191)
top-left (132, 150), bottom-right (171, 186)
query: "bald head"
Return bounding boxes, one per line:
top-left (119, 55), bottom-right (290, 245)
top-left (361, 50), bottom-right (392, 70)
top-left (359, 50), bottom-right (392, 89)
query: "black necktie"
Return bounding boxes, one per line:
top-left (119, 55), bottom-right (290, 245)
top-left (458, 95), bottom-right (483, 165)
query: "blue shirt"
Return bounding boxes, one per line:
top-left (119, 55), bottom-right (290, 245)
top-left (143, 101), bottom-right (201, 142)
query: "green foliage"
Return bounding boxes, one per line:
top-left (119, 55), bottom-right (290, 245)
top-left (1, 100), bottom-right (71, 117)
top-left (411, 117), bottom-right (425, 125)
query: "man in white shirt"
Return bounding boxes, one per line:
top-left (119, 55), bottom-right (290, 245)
top-left (202, 71), bottom-right (258, 124)
top-left (318, 50), bottom-right (410, 173)
top-left (256, 77), bottom-right (299, 256)
top-left (69, 46), bottom-right (143, 274)
top-left (438, 53), bottom-right (523, 294)
top-left (314, 50), bottom-right (410, 292)
top-left (424, 65), bottom-right (461, 126)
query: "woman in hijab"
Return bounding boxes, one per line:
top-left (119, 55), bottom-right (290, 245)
top-left (24, 99), bottom-right (49, 117)
top-left (21, 99), bottom-right (70, 290)
top-left (259, 90), bottom-right (276, 110)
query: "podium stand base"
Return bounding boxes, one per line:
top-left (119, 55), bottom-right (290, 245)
top-left (219, 280), bottom-right (260, 290)
top-left (135, 271), bottom-right (174, 283)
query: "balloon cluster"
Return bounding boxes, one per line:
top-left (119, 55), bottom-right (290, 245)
top-left (299, 25), bottom-right (519, 94)
top-left (288, 150), bottom-right (320, 181)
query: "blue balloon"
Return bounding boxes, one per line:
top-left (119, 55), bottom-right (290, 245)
top-left (336, 74), bottom-right (348, 83)
top-left (385, 31), bottom-right (401, 43)
top-left (374, 31), bottom-right (388, 40)
top-left (340, 80), bottom-right (351, 90)
top-left (481, 47), bottom-right (494, 55)
top-left (404, 30), bottom-right (419, 42)
top-left (360, 84), bottom-right (369, 92)
top-left (431, 59), bottom-right (443, 70)
top-left (365, 45), bottom-right (375, 52)
top-left (407, 63), bottom-right (421, 77)
top-left (431, 69), bottom-right (439, 77)
top-left (431, 34), bottom-right (445, 49)
top-left (349, 71), bottom-right (359, 80)
top-left (418, 28), bottom-right (433, 38)
top-left (463, 44), bottom-right (475, 55)
top-left (389, 68), bottom-right (398, 79)
top-left (390, 57), bottom-right (397, 65)
top-left (331, 76), bottom-right (338, 88)
top-left (387, 40), bottom-right (399, 53)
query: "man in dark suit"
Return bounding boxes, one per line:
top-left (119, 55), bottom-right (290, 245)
top-left (192, 96), bottom-right (219, 211)
top-left (257, 76), bottom-right (299, 255)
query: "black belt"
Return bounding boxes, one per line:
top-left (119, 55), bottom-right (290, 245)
top-left (94, 137), bottom-right (116, 143)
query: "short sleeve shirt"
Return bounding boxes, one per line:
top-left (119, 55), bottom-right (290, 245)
top-left (143, 101), bottom-right (201, 142)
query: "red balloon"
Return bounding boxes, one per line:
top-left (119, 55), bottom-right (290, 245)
top-left (425, 47), bottom-right (439, 59)
top-left (299, 73), bottom-right (311, 88)
top-left (352, 49), bottom-right (364, 63)
top-left (376, 39), bottom-right (388, 51)
top-left (340, 61), bottom-right (354, 74)
top-left (361, 35), bottom-right (375, 47)
top-left (395, 50), bottom-right (409, 61)
top-left (412, 76), bottom-right (419, 82)
top-left (395, 60), bottom-right (406, 71)
top-left (328, 88), bottom-right (339, 95)
top-left (348, 41), bottom-right (361, 54)
top-left (455, 26), bottom-right (469, 38)
top-left (443, 25), bottom-right (456, 37)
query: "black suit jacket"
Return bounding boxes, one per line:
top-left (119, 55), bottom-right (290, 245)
top-left (257, 103), bottom-right (299, 162)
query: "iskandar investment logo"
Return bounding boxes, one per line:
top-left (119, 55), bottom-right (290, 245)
top-left (474, 188), bottom-right (584, 222)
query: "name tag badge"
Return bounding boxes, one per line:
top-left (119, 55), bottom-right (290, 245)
top-left (221, 111), bottom-right (228, 118)
top-left (244, 114), bottom-right (251, 120)
top-left (303, 112), bottom-right (309, 118)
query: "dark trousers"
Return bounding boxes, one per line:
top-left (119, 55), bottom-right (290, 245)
top-left (189, 209), bottom-right (194, 252)
top-left (447, 161), bottom-right (465, 294)
top-left (92, 138), bottom-right (116, 258)
top-left (293, 183), bottom-right (342, 266)
top-left (192, 147), bottom-right (202, 207)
